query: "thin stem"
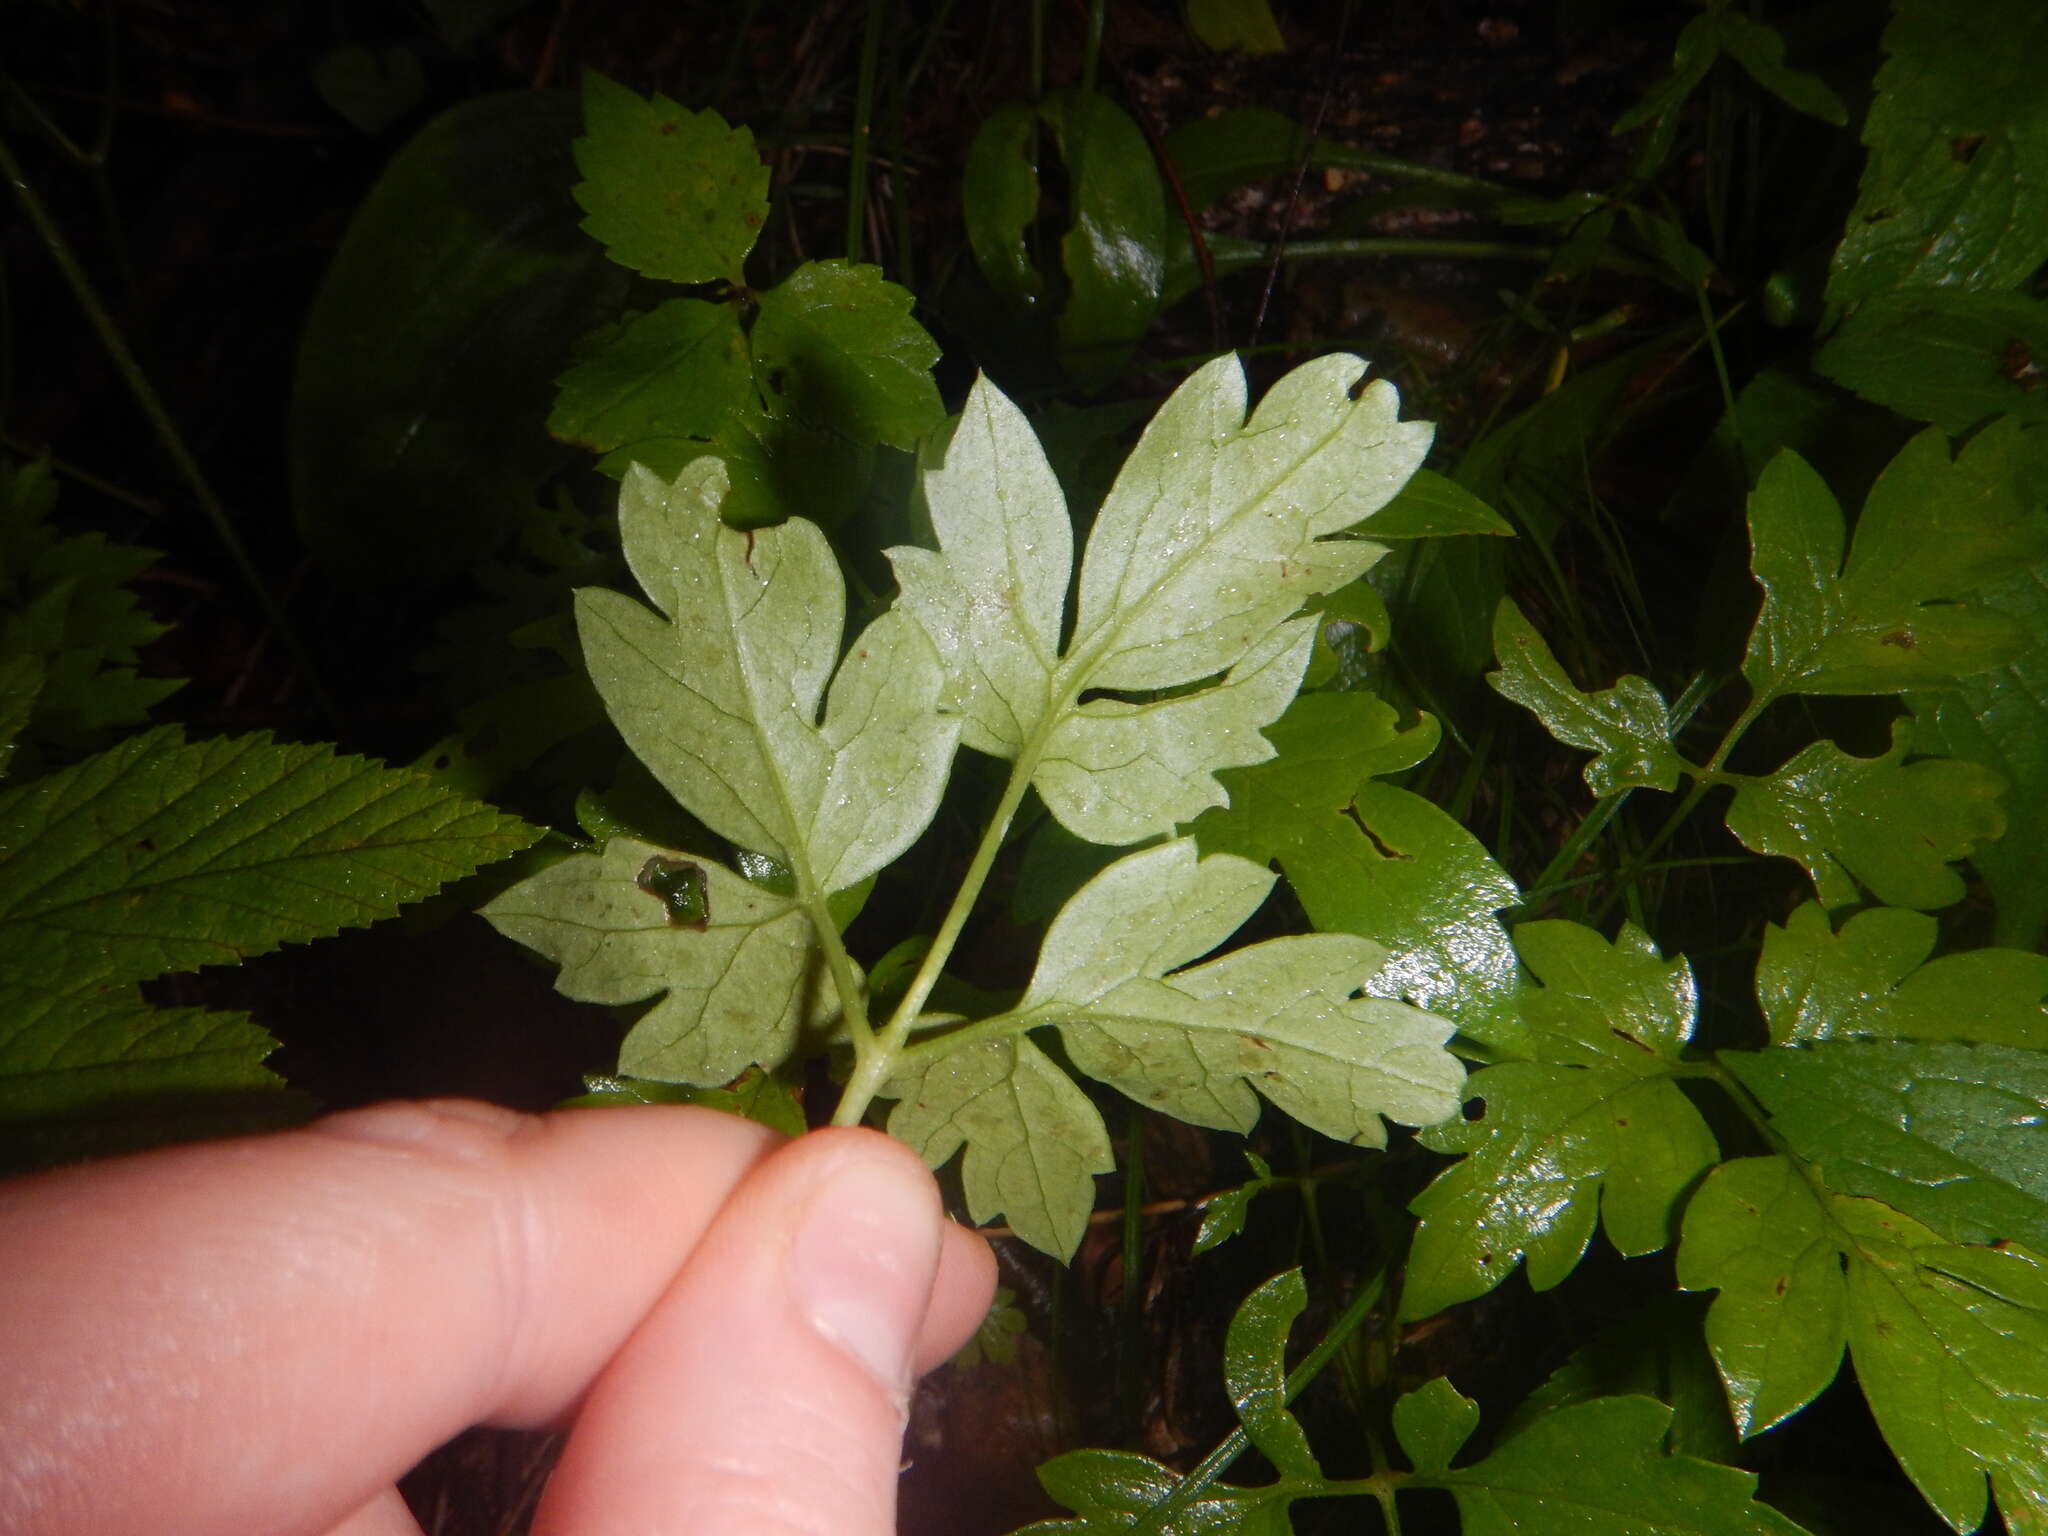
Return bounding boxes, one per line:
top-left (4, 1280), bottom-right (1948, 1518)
top-left (845, 0), bottom-right (888, 261)
top-left (0, 129), bottom-right (334, 723)
top-left (1081, 0), bottom-right (1106, 97)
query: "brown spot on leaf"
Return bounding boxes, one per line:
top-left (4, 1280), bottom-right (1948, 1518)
top-left (1951, 134), bottom-right (1984, 163)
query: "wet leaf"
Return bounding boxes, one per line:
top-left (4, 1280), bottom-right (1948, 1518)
top-left (1393, 1376), bottom-right (1480, 1474)
top-left (1193, 1149), bottom-right (1275, 1254)
top-left (1756, 902), bottom-right (2048, 1048)
top-left (1490, 599), bottom-right (1686, 796)
top-left (1722, 1041), bottom-right (2048, 1252)
top-left (547, 299), bottom-right (750, 451)
top-left (1814, 289), bottom-right (2048, 432)
top-left (1038, 89), bottom-right (1168, 384)
top-left (1724, 719), bottom-right (2006, 911)
top-left (1021, 1448), bottom-right (1295, 1534)
top-left (570, 72), bottom-right (767, 284)
top-left (1222, 1269), bottom-right (1320, 1478)
top-left (961, 103), bottom-right (1046, 312)
top-left (750, 259), bottom-right (944, 449)
top-left (567, 1067), bottom-right (806, 1137)
top-left (1404, 923), bottom-right (1718, 1319)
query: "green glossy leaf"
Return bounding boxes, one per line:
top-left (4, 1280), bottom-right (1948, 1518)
top-left (567, 1067), bottom-right (806, 1136)
top-left (1016, 839), bottom-right (1463, 1147)
top-left (1194, 708), bottom-right (1525, 1052)
top-left (1185, 0), bottom-right (1285, 54)
top-left (1836, 1200), bottom-right (2048, 1535)
top-left (1435, 1394), bottom-right (1811, 1536)
top-left (961, 103), bottom-right (1047, 312)
top-left (1404, 922), bottom-right (1718, 1319)
top-left (1039, 89), bottom-right (1168, 384)
top-left (885, 1034), bottom-right (1113, 1261)
top-left (583, 459), bottom-right (958, 894)
top-left (1678, 1156), bottom-right (1849, 1438)
top-left (0, 726), bottom-right (539, 994)
top-left (570, 71), bottom-right (766, 284)
top-left (547, 298), bottom-right (750, 451)
top-left (891, 355), bottom-right (1428, 845)
top-left (1724, 719), bottom-right (2006, 911)
top-left (1829, 0), bottom-right (2048, 303)
top-left (1490, 599), bottom-right (1686, 796)
top-left (1222, 1269), bottom-right (1320, 1479)
top-left (1911, 558), bottom-right (2048, 950)
top-left (750, 259), bottom-right (944, 450)
top-left (1192, 1149), bottom-right (1275, 1254)
top-left (1723, 1040), bottom-right (2048, 1253)
top-left (1365, 469), bottom-right (1515, 540)
top-left (1757, 902), bottom-right (2048, 1048)
top-left (484, 838), bottom-right (835, 1085)
top-left (1815, 289), bottom-right (2048, 432)
top-left (293, 90), bottom-right (629, 584)
top-left (1393, 1376), bottom-right (1480, 1474)
top-left (1023, 1448), bottom-right (1294, 1534)
top-left (1740, 429), bottom-right (2048, 701)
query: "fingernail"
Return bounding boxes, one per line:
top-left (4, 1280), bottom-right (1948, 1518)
top-left (790, 1155), bottom-right (938, 1407)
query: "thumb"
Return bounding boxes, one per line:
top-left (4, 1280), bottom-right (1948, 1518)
top-left (531, 1127), bottom-right (992, 1536)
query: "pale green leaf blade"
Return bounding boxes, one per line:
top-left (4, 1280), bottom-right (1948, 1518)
top-left (1677, 1156), bottom-right (1848, 1438)
top-left (1036, 618), bottom-right (1313, 844)
top-left (1836, 1198), bottom-right (2048, 1536)
top-left (1828, 0), bottom-right (2048, 303)
top-left (1724, 1041), bottom-right (2048, 1252)
top-left (547, 298), bottom-right (749, 451)
top-left (1490, 599), bottom-right (1685, 796)
top-left (1438, 1395), bottom-right (1812, 1536)
top-left (1074, 353), bottom-right (1427, 690)
top-left (888, 373), bottom-right (1073, 759)
top-left (1393, 1377), bottom-right (1481, 1474)
top-left (0, 726), bottom-right (539, 992)
top-left (885, 1034), bottom-right (1113, 1261)
top-left (481, 839), bottom-right (833, 1085)
top-left (570, 72), bottom-right (767, 284)
top-left (1724, 721), bottom-right (2006, 910)
top-left (1222, 1269), bottom-right (1321, 1479)
top-left (751, 259), bottom-right (944, 450)
top-left (1757, 902), bottom-right (2048, 1048)
top-left (591, 461), bottom-right (957, 893)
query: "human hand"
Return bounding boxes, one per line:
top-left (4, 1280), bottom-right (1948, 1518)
top-left (0, 1100), bottom-right (996, 1535)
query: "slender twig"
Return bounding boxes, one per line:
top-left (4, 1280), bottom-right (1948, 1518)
top-left (846, 0), bottom-right (888, 260)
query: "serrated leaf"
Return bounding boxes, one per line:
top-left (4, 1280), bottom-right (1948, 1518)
top-left (570, 72), bottom-right (767, 284)
top-left (1911, 558), bottom-right (2048, 950)
top-left (890, 355), bottom-right (1429, 846)
top-left (1741, 430), bottom-right (2048, 701)
top-left (750, 259), bottom-right (944, 450)
top-left (1223, 1269), bottom-right (1320, 1479)
top-left (1678, 1156), bottom-right (1849, 1438)
top-left (1393, 1376), bottom-right (1480, 1474)
top-left (1491, 599), bottom-right (1685, 796)
top-left (1192, 707), bottom-right (1527, 1054)
top-left (584, 459), bottom-right (958, 895)
top-left (1814, 289), bottom-right (2048, 432)
top-left (1404, 922), bottom-right (1717, 1319)
top-left (1724, 719), bottom-right (2006, 911)
top-left (1018, 839), bottom-right (1464, 1148)
top-left (0, 726), bottom-right (539, 993)
top-left (1435, 1395), bottom-right (1811, 1536)
top-left (1723, 1040), bottom-right (2048, 1253)
top-left (547, 298), bottom-right (749, 451)
top-left (1757, 902), bottom-right (2048, 1048)
top-left (1828, 0), bottom-right (2048, 303)
top-left (885, 1034), bottom-right (1113, 1261)
top-left (484, 839), bottom-right (836, 1084)
top-left (1023, 1448), bottom-right (1295, 1534)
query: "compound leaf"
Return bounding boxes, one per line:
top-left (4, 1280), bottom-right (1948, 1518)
top-left (1723, 720), bottom-right (2006, 911)
top-left (891, 355), bottom-right (1429, 846)
top-left (1757, 902), bottom-right (2048, 1048)
top-left (751, 259), bottom-right (944, 450)
top-left (1019, 839), bottom-right (1464, 1148)
top-left (1723, 1040), bottom-right (2048, 1253)
top-left (1490, 599), bottom-right (1685, 796)
top-left (584, 459), bottom-right (958, 896)
top-left (547, 298), bottom-right (749, 451)
top-left (570, 72), bottom-right (767, 285)
top-left (0, 726), bottom-right (539, 994)
top-left (1434, 1394), bottom-right (1811, 1536)
top-left (885, 1033), bottom-right (1113, 1262)
top-left (482, 838), bottom-right (837, 1085)
top-left (1740, 431), bottom-right (2048, 701)
top-left (1404, 922), bottom-right (1717, 1319)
